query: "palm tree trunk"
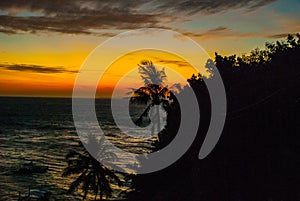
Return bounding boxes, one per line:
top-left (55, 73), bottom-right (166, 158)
top-left (100, 190), bottom-right (103, 201)
top-left (94, 189), bottom-right (98, 201)
top-left (149, 106), bottom-right (153, 135)
top-left (156, 105), bottom-right (161, 134)
top-left (135, 104), bottom-right (151, 126)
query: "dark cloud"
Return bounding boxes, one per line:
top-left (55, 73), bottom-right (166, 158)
top-left (0, 63), bottom-right (77, 73)
top-left (180, 26), bottom-right (291, 40)
top-left (152, 0), bottom-right (277, 15)
top-left (208, 26), bottom-right (228, 32)
top-left (180, 26), bottom-right (231, 38)
top-left (154, 58), bottom-right (190, 68)
top-left (0, 0), bottom-right (277, 35)
top-left (247, 0), bottom-right (277, 10)
top-left (268, 33), bottom-right (290, 38)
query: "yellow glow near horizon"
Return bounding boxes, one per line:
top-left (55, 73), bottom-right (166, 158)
top-left (0, 51), bottom-right (90, 97)
top-left (96, 49), bottom-right (203, 98)
top-left (0, 46), bottom-right (212, 97)
top-left (0, 49), bottom-right (211, 97)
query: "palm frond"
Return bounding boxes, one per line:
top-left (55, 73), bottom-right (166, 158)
top-left (104, 168), bottom-right (123, 186)
top-left (82, 176), bottom-right (91, 200)
top-left (63, 137), bottom-right (124, 200)
top-left (67, 169), bottom-right (88, 194)
top-left (62, 164), bottom-right (86, 177)
top-left (138, 60), bottom-right (167, 86)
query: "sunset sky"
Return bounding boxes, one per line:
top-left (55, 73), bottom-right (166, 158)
top-left (0, 0), bottom-right (299, 97)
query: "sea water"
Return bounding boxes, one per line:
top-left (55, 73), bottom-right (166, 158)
top-left (0, 97), bottom-right (154, 200)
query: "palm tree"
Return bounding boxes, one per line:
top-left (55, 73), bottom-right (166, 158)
top-left (62, 136), bottom-right (122, 200)
top-left (137, 60), bottom-right (167, 86)
top-left (130, 60), bottom-right (172, 139)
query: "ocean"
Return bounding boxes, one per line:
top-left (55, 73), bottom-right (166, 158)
top-left (0, 97), bottom-right (154, 200)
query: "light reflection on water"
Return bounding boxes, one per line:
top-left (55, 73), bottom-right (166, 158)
top-left (0, 97), bottom-right (154, 200)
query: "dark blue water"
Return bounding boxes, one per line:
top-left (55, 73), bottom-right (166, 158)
top-left (0, 97), bottom-right (153, 200)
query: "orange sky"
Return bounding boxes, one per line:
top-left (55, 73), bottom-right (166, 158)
top-left (0, 51), bottom-right (86, 97)
top-left (96, 50), bottom-right (200, 98)
top-left (0, 48), bottom-right (202, 98)
top-left (0, 0), bottom-right (299, 97)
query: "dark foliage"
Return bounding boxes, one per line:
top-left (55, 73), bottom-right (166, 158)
top-left (127, 34), bottom-right (300, 201)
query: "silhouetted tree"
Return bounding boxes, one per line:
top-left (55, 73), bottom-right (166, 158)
top-left (129, 60), bottom-right (172, 139)
top-left (63, 136), bottom-right (122, 200)
top-left (127, 33), bottom-right (300, 201)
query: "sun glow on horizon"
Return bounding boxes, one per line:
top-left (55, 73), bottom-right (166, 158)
top-left (96, 50), bottom-right (204, 98)
top-left (0, 48), bottom-right (210, 98)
